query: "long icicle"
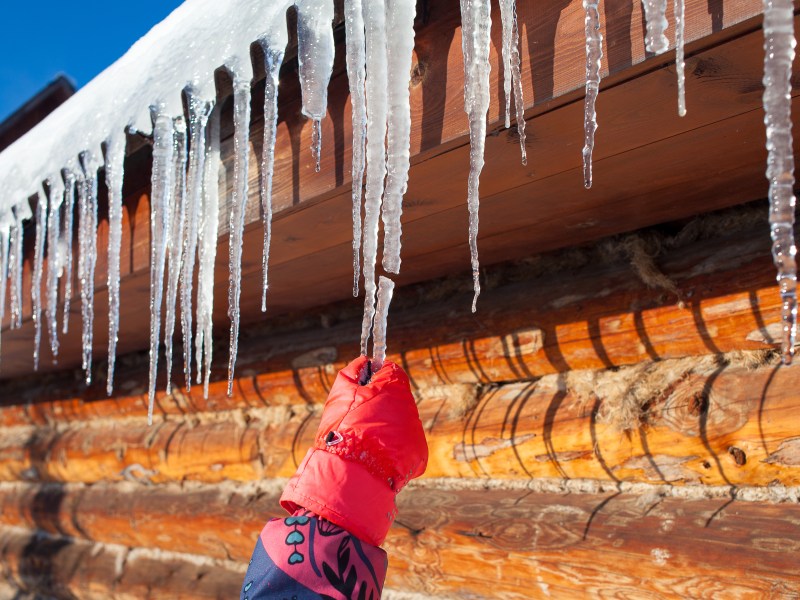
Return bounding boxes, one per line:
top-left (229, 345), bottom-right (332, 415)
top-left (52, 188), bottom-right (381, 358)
top-left (345, 0), bottom-right (368, 296)
top-left (45, 177), bottom-right (64, 362)
top-left (32, 186), bottom-right (48, 370)
top-left (164, 116), bottom-right (188, 395)
top-left (762, 0), bottom-right (797, 363)
top-left (459, 0), bottom-right (492, 312)
top-left (259, 41), bottom-right (285, 313)
top-left (105, 135), bottom-right (126, 395)
top-left (499, 0), bottom-right (527, 164)
top-left (674, 0), bottom-right (686, 116)
top-left (78, 153), bottom-right (99, 384)
top-left (360, 0), bottom-right (389, 355)
top-left (227, 79), bottom-right (252, 396)
top-left (61, 172), bottom-right (76, 334)
top-left (582, 0), bottom-right (604, 189)
top-left (371, 275), bottom-right (395, 371)
top-left (8, 201), bottom-right (29, 330)
top-left (181, 93), bottom-right (213, 390)
top-left (147, 112), bottom-right (176, 424)
top-left (196, 107), bottom-right (221, 397)
top-left (381, 0), bottom-right (416, 275)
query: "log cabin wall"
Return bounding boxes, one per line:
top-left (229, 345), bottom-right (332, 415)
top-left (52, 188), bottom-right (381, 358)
top-left (0, 0), bottom-right (799, 597)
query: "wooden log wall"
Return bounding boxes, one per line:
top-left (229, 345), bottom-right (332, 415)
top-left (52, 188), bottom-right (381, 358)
top-left (1, 199), bottom-right (800, 597)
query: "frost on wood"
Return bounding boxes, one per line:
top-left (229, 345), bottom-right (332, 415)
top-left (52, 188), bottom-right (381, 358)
top-left (104, 136), bottom-right (126, 395)
top-left (641, 0), bottom-right (669, 54)
top-left (762, 0), bottom-right (798, 364)
top-left (460, 0), bottom-right (493, 312)
top-left (582, 0), bottom-right (604, 189)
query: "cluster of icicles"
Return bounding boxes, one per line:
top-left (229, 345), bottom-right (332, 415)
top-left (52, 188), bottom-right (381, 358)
top-left (0, 0), bottom-right (797, 423)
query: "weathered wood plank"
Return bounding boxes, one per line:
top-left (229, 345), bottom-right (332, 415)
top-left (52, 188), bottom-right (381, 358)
top-left (0, 525), bottom-right (244, 599)
top-left (0, 359), bottom-right (799, 486)
top-left (0, 0), bottom-right (777, 379)
top-left (0, 483), bottom-right (797, 598)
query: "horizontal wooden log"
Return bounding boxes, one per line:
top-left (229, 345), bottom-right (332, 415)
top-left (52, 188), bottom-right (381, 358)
top-left (0, 482), bottom-right (798, 598)
top-left (0, 526), bottom-right (244, 599)
top-left (0, 205), bottom-right (784, 428)
top-left (1, 358), bottom-right (799, 486)
top-left (0, 0), bottom-right (780, 380)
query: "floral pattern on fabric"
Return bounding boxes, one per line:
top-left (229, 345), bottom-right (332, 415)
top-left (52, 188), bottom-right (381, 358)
top-left (242, 510), bottom-right (387, 600)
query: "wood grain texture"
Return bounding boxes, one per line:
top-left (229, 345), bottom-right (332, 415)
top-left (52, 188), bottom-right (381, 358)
top-left (0, 525), bottom-right (243, 599)
top-left (0, 484), bottom-right (798, 599)
top-left (0, 207), bottom-right (783, 427)
top-left (1, 359), bottom-right (799, 487)
top-left (0, 0), bottom-right (780, 380)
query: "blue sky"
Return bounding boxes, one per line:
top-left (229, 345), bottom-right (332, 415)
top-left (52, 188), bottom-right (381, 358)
top-left (0, 1), bottom-right (185, 122)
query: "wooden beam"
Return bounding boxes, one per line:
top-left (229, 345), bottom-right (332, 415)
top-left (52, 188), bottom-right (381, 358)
top-left (0, 525), bottom-right (244, 599)
top-left (0, 483), bottom-right (797, 598)
top-left (0, 359), bottom-right (799, 486)
top-left (0, 207), bottom-right (783, 428)
top-left (0, 0), bottom-right (779, 380)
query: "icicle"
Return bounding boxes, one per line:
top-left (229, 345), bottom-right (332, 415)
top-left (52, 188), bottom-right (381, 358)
top-left (196, 107), bottom-right (221, 398)
top-left (582, 0), bottom-right (604, 189)
top-left (147, 112), bottom-right (176, 424)
top-left (181, 93), bottom-right (213, 390)
top-left (763, 0), bottom-right (797, 364)
top-left (498, 0), bottom-right (527, 164)
top-left (371, 276), bottom-right (395, 371)
top-left (32, 187), bottom-right (48, 370)
top-left (460, 0), bottom-right (492, 312)
top-left (8, 201), bottom-right (29, 330)
top-left (104, 135), bottom-right (126, 395)
top-left (345, 0), bottom-right (368, 297)
top-left (78, 153), bottom-right (99, 384)
top-left (61, 172), bottom-right (76, 334)
top-left (227, 79), bottom-right (252, 396)
top-left (641, 0), bottom-right (669, 54)
top-left (381, 0), bottom-right (416, 276)
top-left (0, 215), bottom-right (11, 363)
top-left (674, 0), bottom-right (686, 116)
top-left (164, 116), bottom-right (188, 395)
top-left (359, 0), bottom-right (390, 355)
top-left (296, 0), bottom-right (335, 167)
top-left (258, 40), bottom-right (285, 312)
top-left (45, 177), bottom-right (64, 362)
